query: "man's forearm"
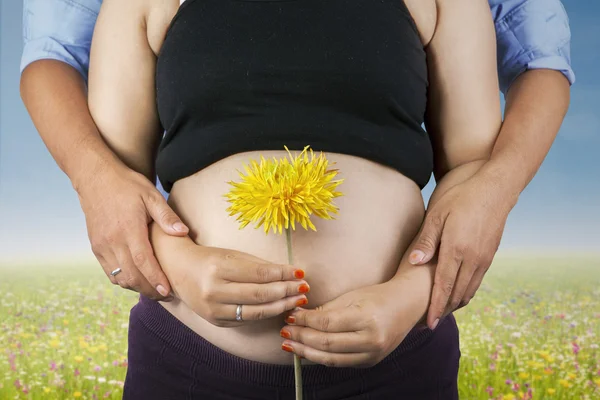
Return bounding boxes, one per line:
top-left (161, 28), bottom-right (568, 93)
top-left (20, 60), bottom-right (124, 193)
top-left (479, 69), bottom-right (570, 198)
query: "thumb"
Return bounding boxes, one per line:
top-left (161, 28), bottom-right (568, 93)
top-left (145, 193), bottom-right (189, 236)
top-left (409, 213), bottom-right (445, 265)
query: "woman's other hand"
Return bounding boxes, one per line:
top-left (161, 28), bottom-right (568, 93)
top-left (77, 163), bottom-right (189, 301)
top-left (163, 241), bottom-right (310, 327)
top-left (407, 166), bottom-right (516, 328)
top-left (278, 276), bottom-right (429, 368)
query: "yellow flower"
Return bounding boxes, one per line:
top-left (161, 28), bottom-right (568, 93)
top-left (43, 387), bottom-right (51, 393)
top-left (63, 319), bottom-right (69, 325)
top-left (49, 339), bottom-right (60, 348)
top-left (559, 379), bottom-right (571, 388)
top-left (567, 372), bottom-right (576, 380)
top-left (532, 375), bottom-right (542, 381)
top-left (88, 346), bottom-right (98, 354)
top-left (547, 388), bottom-right (556, 395)
top-left (79, 341), bottom-right (89, 349)
top-left (503, 394), bottom-right (516, 400)
top-left (73, 392), bottom-right (82, 398)
top-left (518, 372), bottom-right (529, 379)
top-left (594, 378), bottom-right (600, 386)
top-left (74, 355), bottom-right (84, 363)
top-left (225, 146), bottom-right (344, 234)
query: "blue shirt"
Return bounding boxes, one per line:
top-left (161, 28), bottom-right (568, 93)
top-left (21, 0), bottom-right (575, 94)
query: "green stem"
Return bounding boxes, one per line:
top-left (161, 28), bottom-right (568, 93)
top-left (285, 227), bottom-right (303, 400)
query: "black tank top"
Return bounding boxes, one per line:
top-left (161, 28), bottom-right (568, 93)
top-left (155, 0), bottom-right (431, 192)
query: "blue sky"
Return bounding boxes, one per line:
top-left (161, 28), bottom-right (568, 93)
top-left (0, 0), bottom-right (598, 263)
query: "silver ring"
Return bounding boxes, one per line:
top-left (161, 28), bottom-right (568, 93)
top-left (110, 268), bottom-right (122, 277)
top-left (235, 304), bottom-right (243, 322)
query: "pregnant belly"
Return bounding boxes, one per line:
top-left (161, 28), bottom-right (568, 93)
top-left (159, 151), bottom-right (426, 364)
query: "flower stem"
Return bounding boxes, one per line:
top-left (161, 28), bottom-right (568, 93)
top-left (285, 227), bottom-right (303, 400)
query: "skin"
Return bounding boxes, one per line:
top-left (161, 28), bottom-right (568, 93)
top-left (408, 69), bottom-right (571, 329)
top-left (88, 0), bottom-right (501, 367)
top-left (20, 60), bottom-right (188, 300)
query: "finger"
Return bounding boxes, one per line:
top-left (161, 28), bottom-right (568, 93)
top-left (113, 248), bottom-right (161, 298)
top-left (144, 192), bottom-right (189, 236)
top-left (281, 340), bottom-right (374, 368)
top-left (409, 211), bottom-right (447, 265)
top-left (128, 227), bottom-right (173, 300)
top-left (96, 253), bottom-right (118, 285)
top-left (217, 294), bottom-right (308, 322)
top-left (218, 280), bottom-right (310, 305)
top-left (428, 238), bottom-right (462, 329)
top-left (220, 259), bottom-right (306, 283)
top-left (280, 325), bottom-right (369, 353)
top-left (287, 307), bottom-right (360, 333)
top-left (446, 259), bottom-right (478, 315)
top-left (461, 262), bottom-right (490, 307)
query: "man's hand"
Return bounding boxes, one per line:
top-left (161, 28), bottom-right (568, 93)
top-left (408, 168), bottom-right (515, 329)
top-left (77, 163), bottom-right (189, 300)
top-left (278, 279), bottom-right (427, 368)
top-left (158, 239), bottom-right (310, 327)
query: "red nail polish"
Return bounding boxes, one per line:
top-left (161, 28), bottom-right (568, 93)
top-left (298, 283), bottom-right (310, 293)
top-left (282, 343), bottom-right (294, 353)
top-left (280, 329), bottom-right (292, 339)
top-left (293, 269), bottom-right (305, 279)
top-left (295, 298), bottom-right (308, 307)
top-left (285, 315), bottom-right (296, 324)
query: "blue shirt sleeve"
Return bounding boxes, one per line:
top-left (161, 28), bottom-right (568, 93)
top-left (20, 0), bottom-right (102, 81)
top-left (489, 0), bottom-right (575, 94)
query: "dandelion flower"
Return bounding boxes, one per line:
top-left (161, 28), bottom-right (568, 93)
top-left (547, 388), bottom-right (556, 395)
top-left (74, 391), bottom-right (82, 397)
top-left (225, 146), bottom-right (343, 234)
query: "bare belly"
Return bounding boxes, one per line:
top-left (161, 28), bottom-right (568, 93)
top-left (159, 150), bottom-right (425, 364)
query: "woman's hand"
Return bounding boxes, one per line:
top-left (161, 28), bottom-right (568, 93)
top-left (407, 167), bottom-right (516, 328)
top-left (278, 274), bottom-right (429, 368)
top-left (164, 241), bottom-right (310, 328)
top-left (77, 164), bottom-right (189, 301)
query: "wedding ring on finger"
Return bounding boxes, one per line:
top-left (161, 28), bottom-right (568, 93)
top-left (235, 304), bottom-right (244, 322)
top-left (110, 268), bottom-right (122, 277)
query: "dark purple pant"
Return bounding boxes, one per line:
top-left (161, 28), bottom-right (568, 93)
top-left (123, 295), bottom-right (460, 400)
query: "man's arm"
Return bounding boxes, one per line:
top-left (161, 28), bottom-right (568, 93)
top-left (408, 0), bottom-right (572, 326)
top-left (20, 0), bottom-right (188, 299)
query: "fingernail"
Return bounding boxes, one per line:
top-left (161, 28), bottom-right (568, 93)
top-left (173, 222), bottom-right (187, 232)
top-left (156, 285), bottom-right (169, 297)
top-left (293, 269), bottom-right (305, 279)
top-left (298, 283), bottom-right (310, 293)
top-left (285, 315), bottom-right (296, 324)
top-left (295, 298), bottom-right (308, 307)
top-left (281, 343), bottom-right (294, 353)
top-left (280, 329), bottom-right (292, 339)
top-left (431, 318), bottom-right (440, 330)
top-left (409, 250), bottom-right (426, 265)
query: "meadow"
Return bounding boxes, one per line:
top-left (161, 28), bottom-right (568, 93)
top-left (1, 256), bottom-right (599, 399)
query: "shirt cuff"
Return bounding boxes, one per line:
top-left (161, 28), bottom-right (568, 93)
top-left (501, 52), bottom-right (575, 94)
top-left (20, 37), bottom-right (89, 81)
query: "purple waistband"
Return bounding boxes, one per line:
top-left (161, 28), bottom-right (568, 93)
top-left (134, 295), bottom-right (444, 387)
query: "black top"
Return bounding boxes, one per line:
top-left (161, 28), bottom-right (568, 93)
top-left (155, 0), bottom-right (431, 192)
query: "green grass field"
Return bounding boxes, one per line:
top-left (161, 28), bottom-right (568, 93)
top-left (1, 256), bottom-right (599, 399)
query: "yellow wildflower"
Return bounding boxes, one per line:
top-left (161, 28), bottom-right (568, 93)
top-left (74, 392), bottom-right (82, 398)
top-left (559, 379), bottom-right (571, 388)
top-left (533, 375), bottom-right (542, 381)
top-left (594, 378), bottom-right (600, 386)
top-left (74, 355), bottom-right (84, 363)
top-left (518, 372), bottom-right (529, 379)
top-left (88, 346), bottom-right (98, 354)
top-left (547, 388), bottom-right (556, 395)
top-left (49, 339), bottom-right (60, 348)
top-left (225, 146), bottom-right (344, 234)
top-left (504, 394), bottom-right (516, 400)
top-left (567, 372), bottom-right (576, 380)
top-left (63, 319), bottom-right (69, 325)
top-left (43, 387), bottom-right (51, 393)
top-left (79, 341), bottom-right (89, 349)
